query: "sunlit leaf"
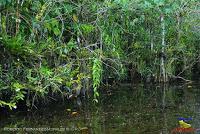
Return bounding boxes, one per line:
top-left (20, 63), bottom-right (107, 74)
top-left (73, 14), bottom-right (78, 22)
top-left (53, 28), bottom-right (61, 36)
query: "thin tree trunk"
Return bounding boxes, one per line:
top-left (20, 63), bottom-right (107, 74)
top-left (149, 29), bottom-right (154, 51)
top-left (160, 14), bottom-right (166, 82)
top-left (16, 0), bottom-right (20, 35)
top-left (176, 12), bottom-right (181, 45)
top-left (0, 13), bottom-right (1, 33)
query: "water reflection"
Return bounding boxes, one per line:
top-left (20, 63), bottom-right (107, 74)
top-left (0, 83), bottom-right (200, 134)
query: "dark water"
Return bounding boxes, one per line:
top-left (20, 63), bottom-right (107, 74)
top-left (1, 83), bottom-right (200, 134)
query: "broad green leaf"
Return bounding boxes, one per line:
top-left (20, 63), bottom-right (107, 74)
top-left (80, 24), bottom-right (94, 34)
top-left (53, 28), bottom-right (61, 36)
top-left (51, 19), bottom-right (59, 27)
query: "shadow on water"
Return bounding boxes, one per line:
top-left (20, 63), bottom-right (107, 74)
top-left (1, 82), bottom-right (200, 134)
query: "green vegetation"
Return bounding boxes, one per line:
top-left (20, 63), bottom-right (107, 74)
top-left (0, 0), bottom-right (199, 109)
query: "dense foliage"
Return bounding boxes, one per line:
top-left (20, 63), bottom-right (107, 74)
top-left (0, 0), bottom-right (199, 109)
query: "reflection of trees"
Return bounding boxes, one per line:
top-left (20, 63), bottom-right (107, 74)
top-left (1, 84), bottom-right (199, 133)
top-left (192, 85), bottom-right (200, 129)
top-left (159, 84), bottom-right (197, 133)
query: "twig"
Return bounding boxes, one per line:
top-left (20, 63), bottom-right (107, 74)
top-left (177, 55), bottom-right (200, 76)
top-left (169, 73), bottom-right (192, 82)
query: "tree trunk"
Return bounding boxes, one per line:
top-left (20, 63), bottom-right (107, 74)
top-left (160, 14), bottom-right (167, 82)
top-left (149, 29), bottom-right (154, 51)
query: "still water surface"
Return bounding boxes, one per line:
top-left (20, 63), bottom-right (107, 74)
top-left (1, 83), bottom-right (200, 134)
